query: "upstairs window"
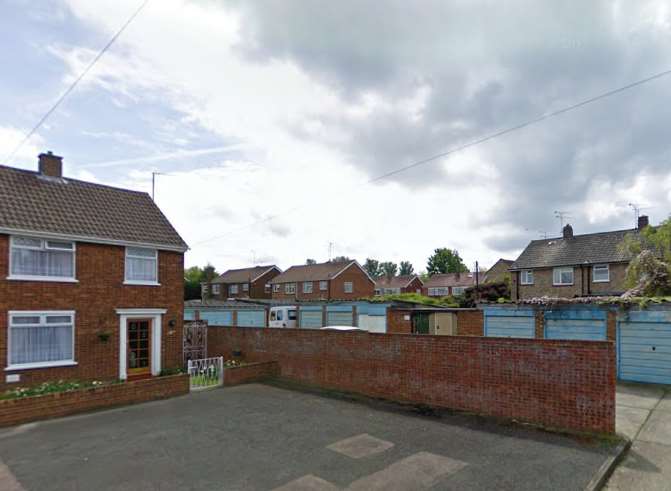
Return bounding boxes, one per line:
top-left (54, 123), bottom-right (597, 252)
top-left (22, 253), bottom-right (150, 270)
top-left (428, 287), bottom-right (449, 296)
top-left (125, 247), bottom-right (158, 284)
top-left (273, 284), bottom-right (281, 293)
top-left (452, 286), bottom-right (466, 296)
top-left (8, 311), bottom-right (75, 368)
top-left (243, 283), bottom-right (249, 292)
top-left (212, 284), bottom-right (220, 295)
top-left (10, 236), bottom-right (75, 280)
top-left (319, 281), bottom-right (328, 291)
top-left (520, 270), bottom-right (534, 285)
top-left (230, 284), bottom-right (239, 295)
top-left (344, 281), bottom-right (353, 293)
top-left (553, 267), bottom-right (574, 286)
top-left (303, 282), bottom-right (313, 293)
top-left (285, 283), bottom-right (296, 294)
top-left (593, 264), bottom-right (610, 283)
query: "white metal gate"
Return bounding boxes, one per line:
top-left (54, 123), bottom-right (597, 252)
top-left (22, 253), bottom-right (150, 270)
top-left (187, 356), bottom-right (224, 391)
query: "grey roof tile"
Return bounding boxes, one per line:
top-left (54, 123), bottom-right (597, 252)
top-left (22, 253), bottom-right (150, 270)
top-left (212, 266), bottom-right (279, 284)
top-left (0, 165), bottom-right (187, 250)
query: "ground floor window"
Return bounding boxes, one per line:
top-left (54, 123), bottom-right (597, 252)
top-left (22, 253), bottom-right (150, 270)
top-left (8, 311), bottom-right (75, 368)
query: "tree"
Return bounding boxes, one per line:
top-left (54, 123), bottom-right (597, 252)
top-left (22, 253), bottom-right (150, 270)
top-left (331, 255), bottom-right (351, 263)
top-left (306, 258), bottom-right (317, 265)
top-left (426, 248), bottom-right (468, 274)
top-left (364, 258), bottom-right (382, 278)
top-left (399, 261), bottom-right (414, 275)
top-left (184, 264), bottom-right (219, 300)
top-left (620, 218), bottom-right (671, 296)
top-left (380, 261), bottom-right (398, 278)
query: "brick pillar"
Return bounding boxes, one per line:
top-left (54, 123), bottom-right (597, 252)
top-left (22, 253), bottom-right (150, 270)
top-left (232, 310), bottom-right (238, 327)
top-left (607, 310), bottom-right (616, 341)
top-left (535, 310), bottom-right (544, 339)
top-left (322, 305), bottom-right (327, 327)
top-left (296, 306), bottom-right (301, 328)
top-left (352, 305), bottom-right (358, 327)
top-left (194, 309), bottom-right (200, 321)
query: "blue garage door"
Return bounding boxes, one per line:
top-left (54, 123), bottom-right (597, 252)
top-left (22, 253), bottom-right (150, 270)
top-left (484, 307), bottom-right (535, 338)
top-left (300, 307), bottom-right (323, 329)
top-left (200, 310), bottom-right (233, 326)
top-left (545, 309), bottom-right (607, 341)
top-left (618, 310), bottom-right (671, 384)
top-left (327, 306), bottom-right (353, 326)
top-left (237, 310), bottom-right (266, 327)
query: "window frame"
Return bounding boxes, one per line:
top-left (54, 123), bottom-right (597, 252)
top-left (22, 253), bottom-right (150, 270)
top-left (243, 283), bottom-right (249, 292)
top-left (229, 284), bottom-right (239, 295)
top-left (273, 284), bottom-right (281, 293)
top-left (211, 284), bottom-right (220, 295)
top-left (520, 270), bottom-right (534, 285)
top-left (592, 264), bottom-right (610, 283)
top-left (285, 283), bottom-right (296, 294)
top-left (124, 247), bottom-right (159, 286)
top-left (343, 281), bottom-right (353, 294)
top-left (428, 287), bottom-right (449, 296)
top-left (303, 281), bottom-right (313, 293)
top-left (7, 310), bottom-right (77, 370)
top-left (552, 267), bottom-right (574, 286)
top-left (8, 235), bottom-right (77, 283)
top-left (452, 286), bottom-right (466, 296)
top-left (319, 281), bottom-right (328, 291)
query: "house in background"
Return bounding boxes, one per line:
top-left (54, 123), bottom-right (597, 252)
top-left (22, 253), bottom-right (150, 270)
top-left (270, 260), bottom-right (375, 301)
top-left (423, 272), bottom-right (476, 297)
top-left (205, 265), bottom-right (281, 300)
top-left (0, 152), bottom-right (187, 389)
top-left (482, 258), bottom-right (513, 283)
top-left (374, 275), bottom-right (423, 295)
top-left (509, 218), bottom-right (648, 300)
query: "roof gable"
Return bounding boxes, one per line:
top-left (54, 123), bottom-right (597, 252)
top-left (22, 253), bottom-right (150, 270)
top-left (510, 229), bottom-right (637, 270)
top-left (0, 165), bottom-right (187, 251)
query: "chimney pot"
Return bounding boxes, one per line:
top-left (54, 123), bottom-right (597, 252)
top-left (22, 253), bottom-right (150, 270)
top-left (38, 151), bottom-right (63, 178)
top-left (638, 215), bottom-right (649, 230)
top-left (562, 223), bottom-right (574, 239)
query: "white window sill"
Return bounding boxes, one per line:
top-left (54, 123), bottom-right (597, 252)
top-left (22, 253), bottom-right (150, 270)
top-left (123, 281), bottom-right (161, 286)
top-left (553, 284), bottom-right (574, 286)
top-left (6, 361), bottom-right (78, 371)
top-left (7, 276), bottom-right (78, 283)
top-left (593, 279), bottom-right (610, 283)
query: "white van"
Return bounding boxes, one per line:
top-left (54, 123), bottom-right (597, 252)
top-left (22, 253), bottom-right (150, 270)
top-left (269, 306), bottom-right (297, 328)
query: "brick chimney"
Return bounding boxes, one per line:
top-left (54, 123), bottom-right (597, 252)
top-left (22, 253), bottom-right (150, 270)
top-left (638, 215), bottom-right (649, 230)
top-left (562, 223), bottom-right (574, 239)
top-left (38, 151), bottom-right (63, 178)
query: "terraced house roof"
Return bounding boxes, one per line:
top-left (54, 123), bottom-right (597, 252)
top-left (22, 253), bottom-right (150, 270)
top-left (212, 266), bottom-right (280, 284)
top-left (375, 275), bottom-right (421, 289)
top-left (0, 161), bottom-right (188, 251)
top-left (510, 229), bottom-right (637, 270)
top-left (423, 272), bottom-right (476, 288)
top-left (270, 260), bottom-right (372, 283)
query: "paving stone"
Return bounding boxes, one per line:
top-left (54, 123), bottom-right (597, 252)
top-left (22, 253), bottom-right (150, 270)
top-left (326, 434), bottom-right (394, 459)
top-left (616, 384), bottom-right (665, 410)
top-left (273, 475), bottom-right (339, 491)
top-left (616, 405), bottom-right (650, 440)
top-left (606, 441), bottom-right (671, 491)
top-left (638, 410), bottom-right (671, 446)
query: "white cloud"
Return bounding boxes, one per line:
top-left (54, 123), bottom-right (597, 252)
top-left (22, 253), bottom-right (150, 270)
top-left (0, 126), bottom-right (45, 169)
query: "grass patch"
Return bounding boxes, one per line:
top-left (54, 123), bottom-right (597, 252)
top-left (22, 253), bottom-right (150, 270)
top-left (368, 292), bottom-right (461, 307)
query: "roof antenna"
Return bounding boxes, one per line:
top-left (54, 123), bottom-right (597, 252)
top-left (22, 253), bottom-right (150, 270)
top-left (152, 171), bottom-right (172, 201)
top-left (554, 210), bottom-right (572, 234)
top-left (628, 203), bottom-right (650, 222)
top-left (327, 241), bottom-right (334, 261)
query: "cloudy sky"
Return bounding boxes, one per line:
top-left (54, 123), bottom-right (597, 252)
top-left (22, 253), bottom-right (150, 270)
top-left (2, 1), bottom-right (671, 273)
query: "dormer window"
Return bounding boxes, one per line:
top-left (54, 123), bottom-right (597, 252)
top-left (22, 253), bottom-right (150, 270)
top-left (9, 236), bottom-right (76, 282)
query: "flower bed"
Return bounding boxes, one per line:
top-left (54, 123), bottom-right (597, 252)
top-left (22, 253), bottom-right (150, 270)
top-left (0, 379), bottom-right (113, 400)
top-left (0, 374), bottom-right (189, 428)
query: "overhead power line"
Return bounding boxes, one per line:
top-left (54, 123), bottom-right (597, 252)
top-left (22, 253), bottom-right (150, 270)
top-left (3, 0), bottom-right (150, 165)
top-left (192, 67), bottom-right (671, 249)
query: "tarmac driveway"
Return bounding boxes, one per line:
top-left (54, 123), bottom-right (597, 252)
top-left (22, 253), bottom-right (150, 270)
top-left (0, 383), bottom-right (615, 491)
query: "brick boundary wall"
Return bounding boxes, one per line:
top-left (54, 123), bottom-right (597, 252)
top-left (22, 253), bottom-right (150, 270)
top-left (208, 328), bottom-right (615, 434)
top-left (455, 310), bottom-right (484, 336)
top-left (223, 361), bottom-right (280, 387)
top-left (0, 374), bottom-right (189, 428)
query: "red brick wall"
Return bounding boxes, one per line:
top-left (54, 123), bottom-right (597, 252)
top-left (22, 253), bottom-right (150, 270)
top-left (387, 309), bottom-right (413, 334)
top-left (250, 269), bottom-right (281, 299)
top-left (0, 374), bottom-right (188, 428)
top-left (0, 234), bottom-right (184, 390)
top-left (209, 328), bottom-right (615, 434)
top-left (272, 264), bottom-right (375, 301)
top-left (401, 277), bottom-right (424, 294)
top-left (455, 310), bottom-right (484, 336)
top-left (223, 361), bottom-right (279, 386)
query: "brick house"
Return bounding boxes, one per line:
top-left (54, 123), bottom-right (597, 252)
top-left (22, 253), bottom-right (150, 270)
top-left (423, 272), bottom-right (476, 297)
top-left (270, 260), bottom-right (375, 301)
top-left (205, 265), bottom-right (281, 300)
top-left (374, 275), bottom-right (423, 295)
top-left (482, 258), bottom-right (513, 283)
top-left (509, 219), bottom-right (648, 300)
top-left (0, 153), bottom-right (187, 389)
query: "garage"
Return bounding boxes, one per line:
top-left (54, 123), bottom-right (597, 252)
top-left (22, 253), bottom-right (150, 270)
top-left (544, 308), bottom-right (607, 341)
top-left (484, 307), bottom-right (535, 338)
top-left (237, 310), bottom-right (266, 327)
top-left (300, 307), bottom-right (323, 329)
top-left (326, 305), bottom-right (354, 326)
top-left (618, 310), bottom-right (671, 385)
